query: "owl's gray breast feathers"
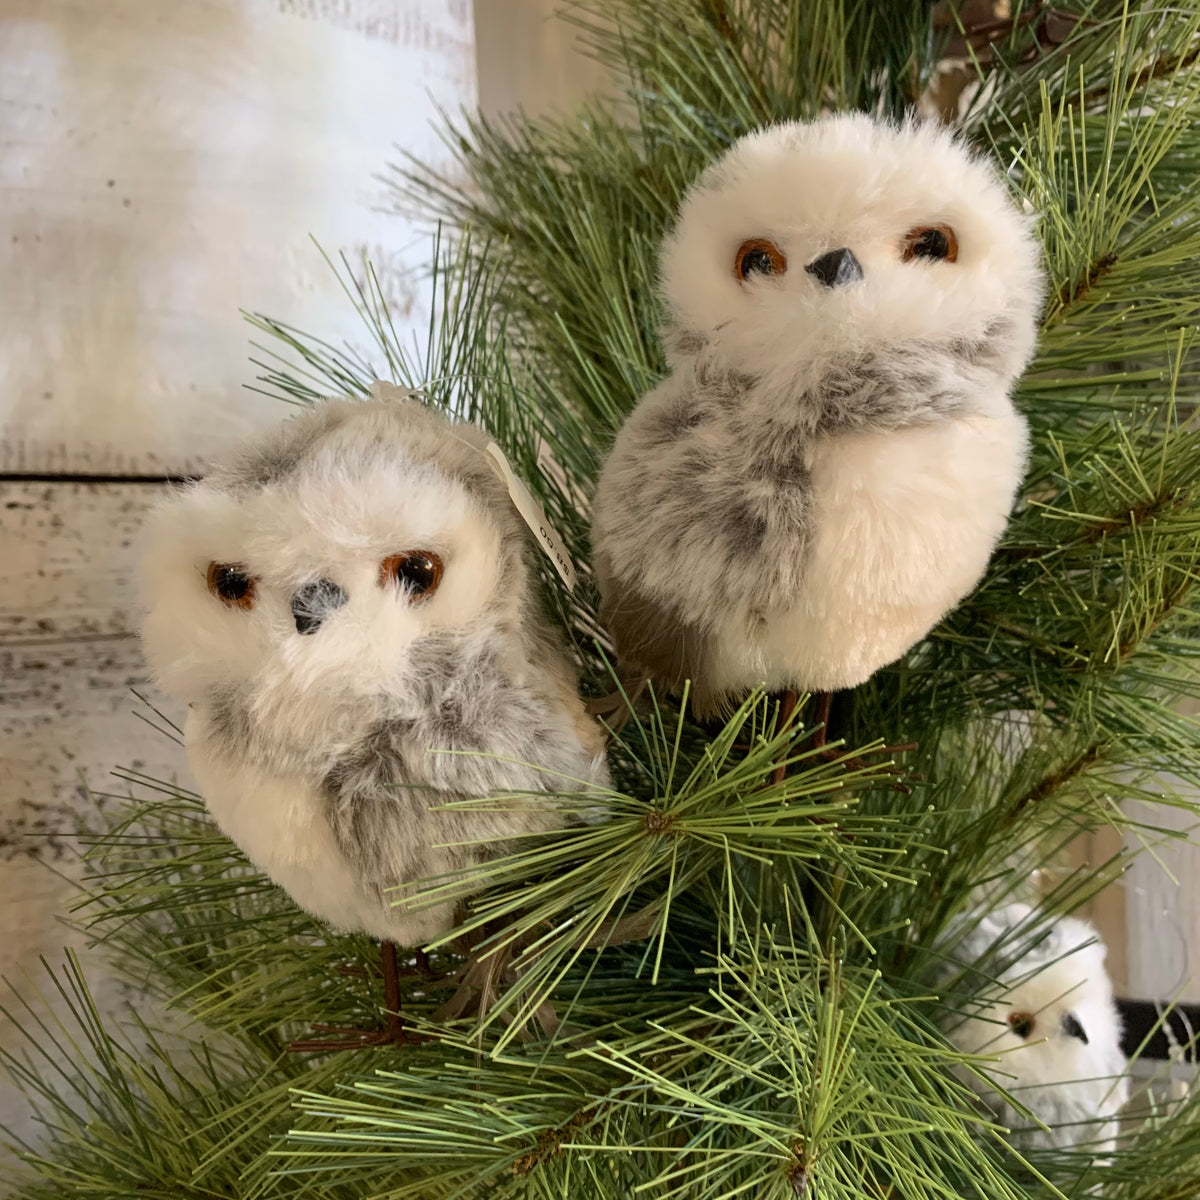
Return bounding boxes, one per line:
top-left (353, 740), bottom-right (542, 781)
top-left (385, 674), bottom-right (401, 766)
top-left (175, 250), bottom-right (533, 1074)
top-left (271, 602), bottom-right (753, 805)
top-left (320, 635), bottom-right (595, 894)
top-left (594, 337), bottom-right (999, 699)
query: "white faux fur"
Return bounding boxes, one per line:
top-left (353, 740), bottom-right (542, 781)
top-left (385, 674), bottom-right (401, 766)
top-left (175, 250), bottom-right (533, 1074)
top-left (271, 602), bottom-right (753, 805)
top-left (943, 904), bottom-right (1129, 1154)
top-left (660, 114), bottom-right (1042, 384)
top-left (591, 113), bottom-right (1044, 712)
top-left (140, 397), bottom-right (609, 947)
top-left (708, 412), bottom-right (1029, 692)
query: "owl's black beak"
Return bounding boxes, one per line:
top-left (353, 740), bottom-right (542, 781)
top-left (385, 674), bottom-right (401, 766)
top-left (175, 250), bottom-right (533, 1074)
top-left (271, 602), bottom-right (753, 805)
top-left (805, 247), bottom-right (863, 288)
top-left (291, 578), bottom-right (348, 635)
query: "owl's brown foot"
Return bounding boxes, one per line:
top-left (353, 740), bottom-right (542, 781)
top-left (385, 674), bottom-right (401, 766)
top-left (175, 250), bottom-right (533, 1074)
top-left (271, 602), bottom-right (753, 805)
top-left (289, 941), bottom-right (437, 1053)
top-left (771, 691), bottom-right (917, 792)
top-left (287, 1015), bottom-right (430, 1053)
top-left (769, 689), bottom-right (803, 786)
top-left (807, 698), bottom-right (918, 792)
top-left (815, 742), bottom-right (918, 793)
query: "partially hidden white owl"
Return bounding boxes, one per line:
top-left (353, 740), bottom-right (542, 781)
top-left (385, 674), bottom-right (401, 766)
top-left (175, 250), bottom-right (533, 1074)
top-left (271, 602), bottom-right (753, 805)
top-left (942, 903), bottom-right (1129, 1154)
top-left (591, 113), bottom-right (1044, 715)
top-left (141, 395), bottom-right (609, 951)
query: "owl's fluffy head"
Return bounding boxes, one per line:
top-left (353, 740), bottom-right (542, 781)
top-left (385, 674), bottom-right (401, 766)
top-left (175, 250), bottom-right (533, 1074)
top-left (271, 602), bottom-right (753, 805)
top-left (141, 397), bottom-right (531, 746)
top-left (943, 904), bottom-right (1128, 1150)
top-left (661, 114), bottom-right (1043, 388)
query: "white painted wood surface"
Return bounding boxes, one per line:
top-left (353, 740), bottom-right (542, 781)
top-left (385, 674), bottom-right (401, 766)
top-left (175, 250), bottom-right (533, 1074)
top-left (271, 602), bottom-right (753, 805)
top-left (0, 0), bottom-right (473, 474)
top-left (0, 482), bottom-right (181, 842)
top-left (0, 481), bottom-right (189, 1145)
top-left (1121, 757), bottom-right (1200, 1003)
top-left (473, 0), bottom-right (611, 119)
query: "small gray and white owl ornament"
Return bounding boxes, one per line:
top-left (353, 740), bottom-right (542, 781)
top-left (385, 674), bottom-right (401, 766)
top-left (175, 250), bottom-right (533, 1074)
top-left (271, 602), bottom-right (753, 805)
top-left (591, 113), bottom-right (1044, 730)
top-left (941, 903), bottom-right (1129, 1155)
top-left (140, 392), bottom-right (609, 1047)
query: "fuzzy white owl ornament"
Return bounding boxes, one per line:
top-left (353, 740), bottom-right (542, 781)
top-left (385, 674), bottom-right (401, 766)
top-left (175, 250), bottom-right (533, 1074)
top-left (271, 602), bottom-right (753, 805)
top-left (942, 903), bottom-right (1129, 1154)
top-left (591, 113), bottom-right (1043, 724)
top-left (140, 393), bottom-right (609, 1046)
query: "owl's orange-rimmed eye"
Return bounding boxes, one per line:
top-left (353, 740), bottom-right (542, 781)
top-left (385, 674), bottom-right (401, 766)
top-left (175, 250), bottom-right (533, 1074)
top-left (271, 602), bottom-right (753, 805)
top-left (901, 224), bottom-right (958, 264)
top-left (206, 562), bottom-right (257, 610)
top-left (734, 237), bottom-right (787, 282)
top-left (379, 551), bottom-right (444, 601)
top-left (1007, 1011), bottom-right (1035, 1039)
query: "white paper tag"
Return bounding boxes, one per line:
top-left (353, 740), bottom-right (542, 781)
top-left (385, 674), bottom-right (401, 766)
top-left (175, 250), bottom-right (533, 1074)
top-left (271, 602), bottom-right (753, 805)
top-left (482, 441), bottom-right (577, 591)
top-left (370, 379), bottom-right (577, 590)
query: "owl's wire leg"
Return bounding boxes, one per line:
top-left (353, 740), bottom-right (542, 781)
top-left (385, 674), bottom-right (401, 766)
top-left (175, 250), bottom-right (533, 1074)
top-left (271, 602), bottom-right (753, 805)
top-left (335, 946), bottom-right (432, 980)
top-left (427, 905), bottom-right (667, 1045)
top-left (380, 939), bottom-right (405, 1046)
top-left (809, 691), bottom-right (832, 751)
top-left (807, 691), bottom-right (918, 792)
top-left (288, 941), bottom-right (433, 1053)
top-left (769, 689), bottom-right (803, 786)
top-left (761, 690), bottom-right (916, 792)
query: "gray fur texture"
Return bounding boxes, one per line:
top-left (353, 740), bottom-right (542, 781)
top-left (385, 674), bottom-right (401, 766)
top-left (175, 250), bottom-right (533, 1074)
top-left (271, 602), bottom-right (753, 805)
top-left (323, 635), bottom-right (600, 896)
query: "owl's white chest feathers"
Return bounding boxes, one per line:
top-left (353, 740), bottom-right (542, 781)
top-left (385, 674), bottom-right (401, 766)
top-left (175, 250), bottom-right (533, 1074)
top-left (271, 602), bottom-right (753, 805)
top-left (709, 408), bottom-right (1027, 693)
top-left (186, 711), bottom-right (455, 945)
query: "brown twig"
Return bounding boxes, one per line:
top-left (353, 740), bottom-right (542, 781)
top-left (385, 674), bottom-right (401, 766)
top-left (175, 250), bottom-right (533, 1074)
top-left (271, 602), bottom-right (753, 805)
top-left (1051, 252), bottom-right (1118, 319)
top-left (1080, 41), bottom-right (1200, 108)
top-left (1117, 579), bottom-right (1195, 664)
top-left (934, 1), bottom-right (1083, 64)
top-left (1003, 742), bottom-right (1106, 827)
top-left (787, 1138), bottom-right (817, 1196)
top-left (511, 1106), bottom-right (598, 1176)
top-left (1085, 491), bottom-right (1187, 541)
top-left (699, 0), bottom-right (737, 42)
top-left (1000, 489), bottom-right (1186, 559)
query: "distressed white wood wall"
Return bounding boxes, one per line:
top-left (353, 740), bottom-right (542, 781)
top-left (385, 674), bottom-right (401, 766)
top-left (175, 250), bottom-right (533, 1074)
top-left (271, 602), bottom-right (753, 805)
top-left (1, 0), bottom-right (473, 474)
top-left (0, 0), bottom-right (474, 1142)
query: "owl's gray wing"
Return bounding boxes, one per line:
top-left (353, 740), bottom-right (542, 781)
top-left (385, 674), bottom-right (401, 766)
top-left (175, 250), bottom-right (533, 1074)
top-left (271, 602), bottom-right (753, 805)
top-left (323, 722), bottom-right (462, 896)
top-left (591, 370), bottom-right (811, 716)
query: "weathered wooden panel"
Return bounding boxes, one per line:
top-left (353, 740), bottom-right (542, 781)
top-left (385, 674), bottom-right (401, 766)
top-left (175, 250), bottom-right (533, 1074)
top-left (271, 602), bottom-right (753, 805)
top-left (0, 858), bottom-right (144, 1148)
top-left (0, 0), bottom-right (474, 474)
top-left (1122, 776), bottom-right (1200, 1005)
top-left (0, 0), bottom-right (476, 1140)
top-left (0, 482), bottom-right (190, 1141)
top-left (0, 635), bottom-right (187, 858)
top-left (473, 0), bottom-right (611, 119)
top-left (0, 481), bottom-right (160, 643)
top-left (0, 479), bottom-right (187, 841)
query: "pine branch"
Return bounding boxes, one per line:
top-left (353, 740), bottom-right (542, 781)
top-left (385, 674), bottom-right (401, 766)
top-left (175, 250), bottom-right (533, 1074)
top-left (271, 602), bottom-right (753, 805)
top-left (1050, 250), bottom-right (1117, 315)
top-left (1002, 742), bottom-right (1107, 826)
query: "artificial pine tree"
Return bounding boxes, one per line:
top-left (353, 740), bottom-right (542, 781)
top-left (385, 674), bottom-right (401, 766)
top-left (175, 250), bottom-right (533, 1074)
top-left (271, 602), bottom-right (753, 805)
top-left (5, 2), bottom-right (1200, 1197)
